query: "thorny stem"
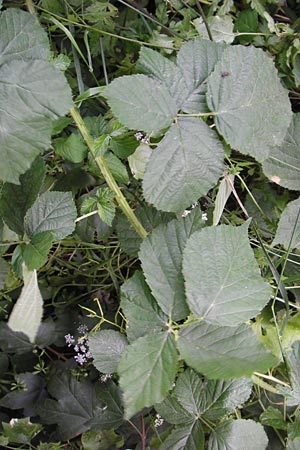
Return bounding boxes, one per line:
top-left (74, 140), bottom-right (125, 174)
top-left (195, 0), bottom-right (213, 41)
top-left (70, 107), bottom-right (148, 239)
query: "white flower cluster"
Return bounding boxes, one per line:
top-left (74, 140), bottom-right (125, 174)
top-left (65, 325), bottom-right (93, 366)
top-left (134, 132), bottom-right (150, 144)
top-left (154, 413), bottom-right (164, 428)
top-left (100, 373), bottom-right (112, 383)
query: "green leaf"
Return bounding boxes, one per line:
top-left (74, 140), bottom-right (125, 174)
top-left (178, 321), bottom-right (277, 379)
top-left (24, 191), bottom-right (77, 240)
top-left (128, 143), bottom-right (152, 179)
top-left (37, 371), bottom-right (107, 440)
top-left (260, 407), bottom-right (287, 430)
top-left (0, 9), bottom-right (49, 63)
top-left (143, 118), bottom-right (224, 213)
top-left (0, 373), bottom-right (47, 417)
top-left (120, 271), bottom-right (168, 342)
top-left (85, 380), bottom-right (124, 431)
top-left (156, 395), bottom-right (195, 425)
top-left (288, 411), bottom-right (300, 440)
top-left (116, 205), bottom-right (175, 256)
top-left (0, 323), bottom-right (33, 354)
top-left (0, 10), bottom-right (73, 184)
top-left (96, 188), bottom-right (116, 227)
top-left (138, 46), bottom-right (177, 84)
top-left (234, 9), bottom-right (259, 44)
top-left (118, 331), bottom-right (177, 419)
top-left (263, 114), bottom-right (300, 191)
top-left (54, 134), bottom-right (88, 163)
top-left (207, 45), bottom-right (292, 161)
top-left (51, 116), bottom-right (72, 135)
top-left (8, 266), bottom-right (43, 344)
top-left (213, 174), bottom-right (234, 226)
top-left (89, 330), bottom-right (128, 374)
top-left (159, 421), bottom-right (204, 450)
top-left (0, 157), bottom-right (45, 235)
top-left (194, 16), bottom-right (234, 44)
top-left (0, 258), bottom-right (9, 290)
top-left (2, 418), bottom-right (42, 445)
top-left (81, 429), bottom-right (123, 450)
top-left (176, 39), bottom-right (225, 113)
top-left (273, 198), bottom-right (300, 249)
top-left (22, 232), bottom-right (54, 271)
top-left (208, 419), bottom-right (268, 450)
top-left (104, 74), bottom-right (177, 133)
top-left (183, 223), bottom-right (271, 326)
top-left (104, 152), bottom-right (129, 184)
top-left (278, 341), bottom-right (300, 406)
top-left (174, 369), bottom-right (252, 421)
top-left (139, 210), bottom-right (205, 321)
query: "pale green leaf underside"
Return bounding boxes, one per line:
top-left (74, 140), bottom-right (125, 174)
top-left (178, 321), bottom-right (277, 379)
top-left (104, 74), bottom-right (177, 133)
top-left (139, 211), bottom-right (205, 321)
top-left (159, 421), bottom-right (204, 450)
top-left (143, 117), bottom-right (224, 212)
top-left (183, 223), bottom-right (271, 326)
top-left (120, 271), bottom-right (167, 342)
top-left (207, 45), bottom-right (292, 161)
top-left (263, 114), bottom-right (300, 190)
top-left (287, 437), bottom-right (300, 450)
top-left (208, 419), bottom-right (268, 450)
top-left (0, 9), bottom-right (73, 184)
top-left (8, 266), bottom-right (43, 343)
top-left (273, 197), bottom-right (300, 249)
top-left (25, 191), bottom-right (77, 240)
top-left (89, 330), bottom-right (128, 374)
top-left (118, 332), bottom-right (177, 419)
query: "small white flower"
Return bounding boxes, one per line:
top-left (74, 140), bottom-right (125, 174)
top-left (65, 334), bottom-right (75, 346)
top-left (100, 373), bottom-right (112, 382)
top-left (201, 212), bottom-right (208, 221)
top-left (78, 324), bottom-right (88, 335)
top-left (9, 418), bottom-right (19, 427)
top-left (181, 209), bottom-right (191, 217)
top-left (154, 413), bottom-right (164, 427)
top-left (74, 354), bottom-right (87, 365)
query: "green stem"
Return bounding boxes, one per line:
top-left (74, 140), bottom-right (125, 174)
top-left (251, 374), bottom-right (281, 395)
top-left (70, 107), bottom-right (148, 240)
top-left (26, 0), bottom-right (38, 18)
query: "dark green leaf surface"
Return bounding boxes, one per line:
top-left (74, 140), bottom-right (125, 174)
top-left (260, 407), bottom-right (287, 430)
top-left (54, 134), bottom-right (88, 163)
top-left (208, 419), bottom-right (268, 450)
top-left (183, 223), bottom-right (271, 325)
top-left (143, 118), bottom-right (224, 212)
top-left (0, 324), bottom-right (33, 354)
top-left (120, 271), bottom-right (168, 342)
top-left (0, 372), bottom-right (47, 416)
top-left (116, 206), bottom-right (175, 256)
top-left (156, 395), bottom-right (194, 425)
top-left (159, 421), bottom-right (204, 450)
top-left (139, 210), bottom-right (204, 321)
top-left (38, 371), bottom-right (106, 440)
top-left (104, 74), bottom-right (177, 132)
top-left (178, 321), bottom-right (277, 379)
top-left (0, 9), bottom-right (73, 184)
top-left (25, 191), bottom-right (77, 240)
top-left (0, 157), bottom-right (45, 235)
top-left (89, 329), bottom-right (128, 374)
top-left (263, 114), bottom-right (300, 190)
top-left (207, 45), bottom-right (292, 161)
top-left (273, 197), bottom-right (300, 249)
top-left (118, 331), bottom-right (177, 419)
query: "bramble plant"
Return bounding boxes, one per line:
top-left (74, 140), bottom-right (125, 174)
top-left (1, 0), bottom-right (300, 449)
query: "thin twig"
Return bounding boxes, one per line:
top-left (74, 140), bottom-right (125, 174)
top-left (195, 0), bottom-right (213, 41)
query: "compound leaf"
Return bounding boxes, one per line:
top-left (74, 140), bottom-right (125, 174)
top-left (183, 223), bottom-right (271, 326)
top-left (143, 117), bottom-right (224, 212)
top-left (207, 45), bottom-right (292, 161)
top-left (178, 321), bottom-right (277, 379)
top-left (89, 330), bottom-right (128, 374)
top-left (139, 210), bottom-right (205, 321)
top-left (263, 114), bottom-right (300, 190)
top-left (8, 266), bottom-right (43, 343)
top-left (104, 74), bottom-right (177, 133)
top-left (120, 271), bottom-right (168, 342)
top-left (273, 198), bottom-right (300, 249)
top-left (118, 331), bottom-right (177, 419)
top-left (25, 191), bottom-right (77, 240)
top-left (208, 419), bottom-right (268, 450)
